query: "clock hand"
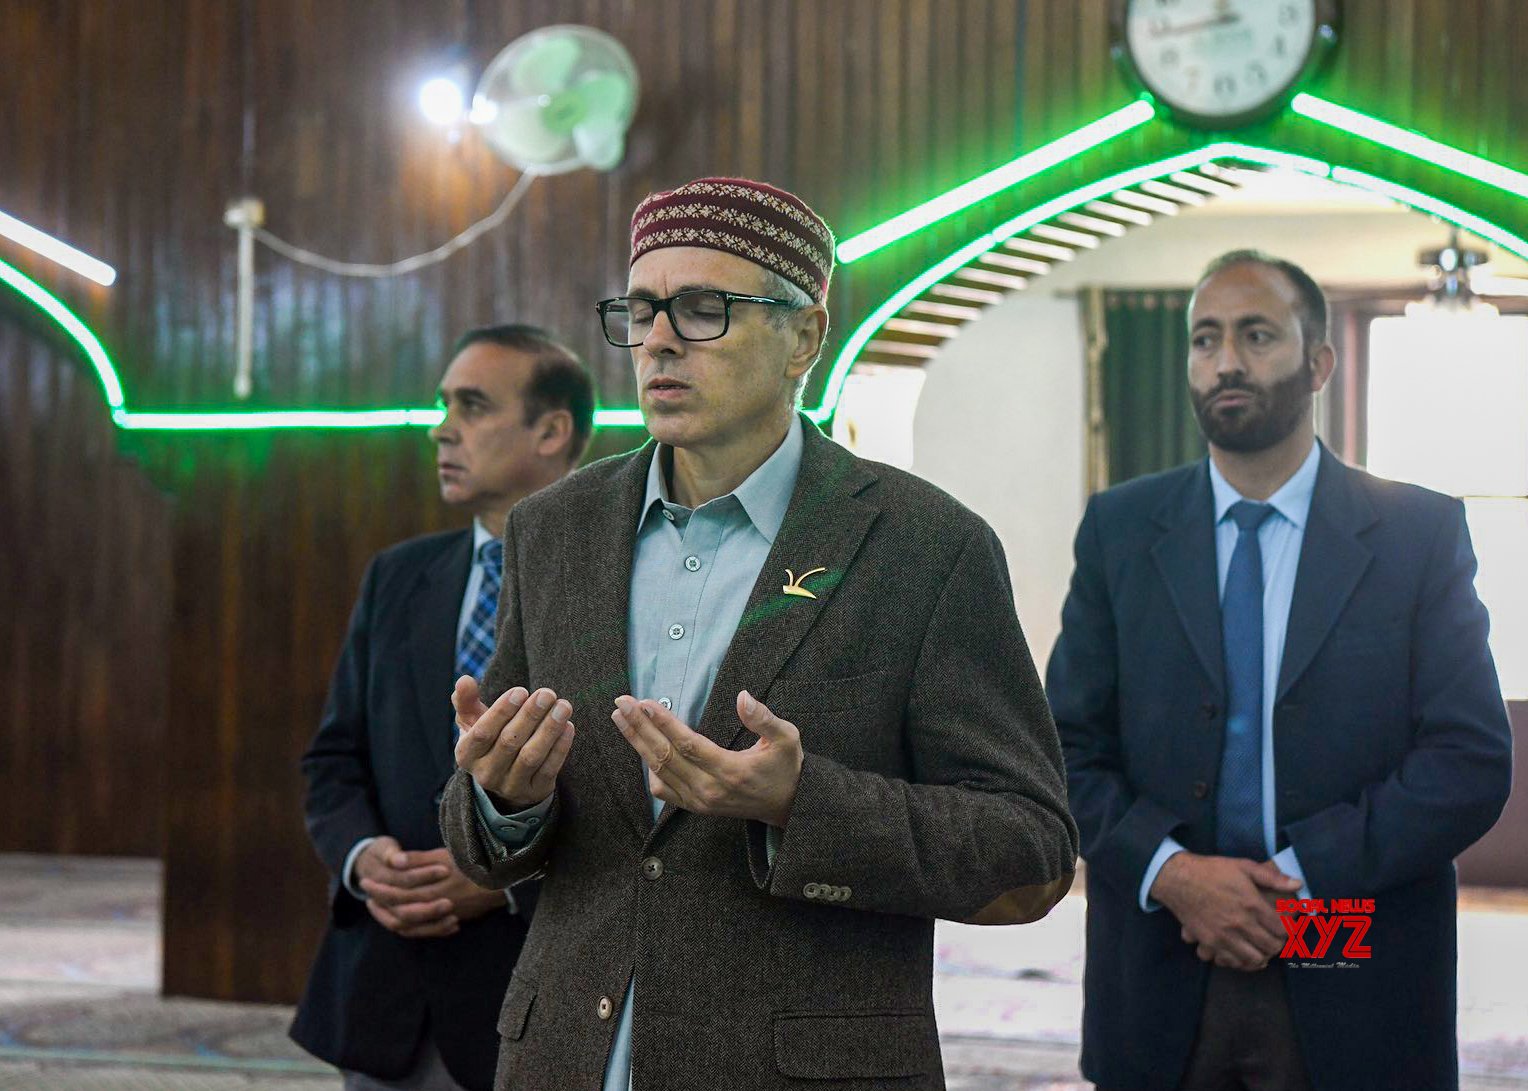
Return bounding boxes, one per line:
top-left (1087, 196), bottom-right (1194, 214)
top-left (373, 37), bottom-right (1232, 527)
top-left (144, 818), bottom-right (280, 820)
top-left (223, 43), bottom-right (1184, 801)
top-left (1150, 13), bottom-right (1242, 38)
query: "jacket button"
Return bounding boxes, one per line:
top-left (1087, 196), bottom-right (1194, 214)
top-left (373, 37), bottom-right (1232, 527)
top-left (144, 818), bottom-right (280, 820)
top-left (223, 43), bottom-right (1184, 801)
top-left (597, 995), bottom-right (613, 1020)
top-left (1192, 781), bottom-right (1209, 799)
top-left (804, 882), bottom-right (821, 899)
top-left (641, 857), bottom-right (663, 881)
top-left (1200, 702), bottom-right (1218, 719)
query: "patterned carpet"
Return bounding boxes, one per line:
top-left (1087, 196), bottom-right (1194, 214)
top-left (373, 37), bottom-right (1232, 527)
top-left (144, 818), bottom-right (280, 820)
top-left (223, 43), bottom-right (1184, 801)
top-left (0, 854), bottom-right (1525, 1090)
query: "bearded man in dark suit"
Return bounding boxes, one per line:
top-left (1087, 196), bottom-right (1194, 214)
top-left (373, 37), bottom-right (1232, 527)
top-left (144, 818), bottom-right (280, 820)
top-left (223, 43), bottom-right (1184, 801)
top-left (1048, 251), bottom-right (1512, 1091)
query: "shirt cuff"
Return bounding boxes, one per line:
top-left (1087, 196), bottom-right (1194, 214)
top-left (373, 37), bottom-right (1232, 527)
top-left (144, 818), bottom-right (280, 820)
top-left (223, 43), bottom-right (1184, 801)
top-left (471, 779), bottom-right (552, 845)
top-left (1272, 845), bottom-right (1311, 901)
top-left (342, 837), bottom-right (377, 900)
top-left (1139, 836), bottom-right (1187, 912)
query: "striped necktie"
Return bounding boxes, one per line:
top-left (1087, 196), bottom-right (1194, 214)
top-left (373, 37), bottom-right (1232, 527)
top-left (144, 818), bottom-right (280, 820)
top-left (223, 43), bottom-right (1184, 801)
top-left (456, 538), bottom-right (503, 683)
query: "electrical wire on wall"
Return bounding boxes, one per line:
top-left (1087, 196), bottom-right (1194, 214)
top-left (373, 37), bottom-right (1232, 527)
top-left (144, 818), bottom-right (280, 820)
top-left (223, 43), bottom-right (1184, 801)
top-left (247, 173), bottom-right (534, 280)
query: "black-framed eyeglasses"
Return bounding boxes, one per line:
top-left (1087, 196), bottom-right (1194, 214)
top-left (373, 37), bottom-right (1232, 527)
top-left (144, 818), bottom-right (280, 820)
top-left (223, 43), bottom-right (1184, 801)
top-left (595, 289), bottom-right (798, 347)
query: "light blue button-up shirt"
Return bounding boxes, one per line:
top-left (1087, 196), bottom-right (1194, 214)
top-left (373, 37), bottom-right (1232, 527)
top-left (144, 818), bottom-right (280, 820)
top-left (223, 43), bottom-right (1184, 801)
top-left (475, 416), bottom-right (804, 1091)
top-left (1139, 441), bottom-right (1320, 911)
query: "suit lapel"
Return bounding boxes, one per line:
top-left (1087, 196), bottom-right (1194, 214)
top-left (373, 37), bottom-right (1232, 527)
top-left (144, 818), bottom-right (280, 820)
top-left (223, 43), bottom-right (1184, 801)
top-left (1277, 447), bottom-right (1376, 700)
top-left (651, 422), bottom-right (880, 835)
top-left (1150, 462), bottom-right (1225, 695)
top-left (561, 444), bottom-right (655, 839)
top-left (407, 530), bottom-right (474, 781)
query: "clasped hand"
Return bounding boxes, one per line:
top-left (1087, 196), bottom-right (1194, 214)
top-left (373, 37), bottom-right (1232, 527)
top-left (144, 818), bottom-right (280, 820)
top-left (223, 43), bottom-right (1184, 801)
top-left (353, 837), bottom-right (506, 938)
top-left (1152, 852), bottom-right (1303, 971)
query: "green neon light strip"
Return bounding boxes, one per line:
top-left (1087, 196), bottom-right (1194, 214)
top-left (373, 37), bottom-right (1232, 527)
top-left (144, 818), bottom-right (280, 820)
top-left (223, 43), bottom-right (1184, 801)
top-left (111, 406), bottom-right (649, 431)
top-left (8, 94), bottom-right (1527, 433)
top-left (0, 207), bottom-right (117, 286)
top-left (0, 254), bottom-right (125, 407)
top-left (1328, 167), bottom-right (1528, 263)
top-left (113, 408), bottom-right (444, 431)
top-left (819, 143), bottom-right (1332, 415)
top-left (1293, 94), bottom-right (1528, 203)
top-left (835, 100), bottom-right (1157, 264)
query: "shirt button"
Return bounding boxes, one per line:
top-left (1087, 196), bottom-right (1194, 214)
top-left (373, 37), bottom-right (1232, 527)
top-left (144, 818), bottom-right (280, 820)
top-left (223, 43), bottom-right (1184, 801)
top-left (657, 697), bottom-right (673, 710)
top-left (597, 995), bottom-right (613, 1020)
top-left (662, 509), bottom-right (676, 522)
top-left (642, 857), bottom-right (664, 881)
top-left (684, 555), bottom-right (702, 572)
top-left (668, 623), bottom-right (685, 640)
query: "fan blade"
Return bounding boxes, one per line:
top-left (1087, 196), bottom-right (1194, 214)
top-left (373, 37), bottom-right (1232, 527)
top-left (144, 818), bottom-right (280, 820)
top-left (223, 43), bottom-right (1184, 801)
top-left (482, 97), bottom-right (575, 166)
top-left (510, 35), bottom-right (581, 97)
top-left (571, 71), bottom-right (635, 126)
top-left (573, 120), bottom-right (626, 171)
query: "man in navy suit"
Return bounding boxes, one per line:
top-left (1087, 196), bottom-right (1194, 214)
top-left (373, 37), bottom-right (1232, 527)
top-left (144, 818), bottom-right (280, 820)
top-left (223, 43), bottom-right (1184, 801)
top-left (290, 325), bottom-right (595, 1091)
top-left (1047, 251), bottom-right (1512, 1091)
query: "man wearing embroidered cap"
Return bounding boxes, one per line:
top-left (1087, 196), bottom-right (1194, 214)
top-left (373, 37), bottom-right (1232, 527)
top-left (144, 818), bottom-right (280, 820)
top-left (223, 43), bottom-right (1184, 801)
top-left (440, 177), bottom-right (1078, 1091)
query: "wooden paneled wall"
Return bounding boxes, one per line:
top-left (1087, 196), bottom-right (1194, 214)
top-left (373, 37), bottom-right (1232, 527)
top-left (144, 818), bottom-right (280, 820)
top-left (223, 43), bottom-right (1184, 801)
top-left (1, 0), bottom-right (1525, 1001)
top-left (0, 320), bottom-right (170, 857)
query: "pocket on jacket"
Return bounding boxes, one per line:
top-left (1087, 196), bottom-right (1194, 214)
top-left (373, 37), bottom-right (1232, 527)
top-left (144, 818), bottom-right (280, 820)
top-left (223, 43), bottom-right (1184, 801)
top-left (766, 670), bottom-right (891, 714)
top-left (773, 1009), bottom-right (935, 1080)
top-left (496, 979), bottom-right (536, 1041)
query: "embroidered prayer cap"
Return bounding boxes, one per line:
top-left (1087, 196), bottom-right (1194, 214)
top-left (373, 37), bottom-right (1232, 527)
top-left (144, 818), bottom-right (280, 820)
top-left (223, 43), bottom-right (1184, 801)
top-left (629, 177), bottom-right (836, 303)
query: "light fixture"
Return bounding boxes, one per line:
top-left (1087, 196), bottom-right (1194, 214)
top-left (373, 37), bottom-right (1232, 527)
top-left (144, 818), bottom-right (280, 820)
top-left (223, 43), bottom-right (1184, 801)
top-left (1293, 93), bottom-right (1528, 203)
top-left (0, 254), bottom-right (123, 406)
top-left (834, 99), bottom-right (1156, 264)
top-left (419, 75), bottom-right (467, 127)
top-left (0, 206), bottom-right (117, 286)
top-left (1404, 230), bottom-right (1496, 318)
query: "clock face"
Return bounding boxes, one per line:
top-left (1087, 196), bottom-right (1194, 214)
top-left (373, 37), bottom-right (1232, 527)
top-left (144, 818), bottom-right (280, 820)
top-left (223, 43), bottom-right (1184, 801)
top-left (1121, 0), bottom-right (1332, 126)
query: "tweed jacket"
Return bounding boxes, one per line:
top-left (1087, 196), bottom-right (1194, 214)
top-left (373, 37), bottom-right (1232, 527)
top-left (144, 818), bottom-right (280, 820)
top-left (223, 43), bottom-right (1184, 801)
top-left (441, 416), bottom-right (1078, 1091)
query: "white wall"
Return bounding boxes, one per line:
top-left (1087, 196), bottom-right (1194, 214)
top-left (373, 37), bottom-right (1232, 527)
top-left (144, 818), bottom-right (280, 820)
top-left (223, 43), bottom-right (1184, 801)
top-left (909, 294), bottom-right (1085, 671)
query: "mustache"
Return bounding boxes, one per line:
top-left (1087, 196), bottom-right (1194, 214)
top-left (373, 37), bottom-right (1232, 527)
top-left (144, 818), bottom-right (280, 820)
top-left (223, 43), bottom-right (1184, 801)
top-left (1206, 377), bottom-right (1257, 398)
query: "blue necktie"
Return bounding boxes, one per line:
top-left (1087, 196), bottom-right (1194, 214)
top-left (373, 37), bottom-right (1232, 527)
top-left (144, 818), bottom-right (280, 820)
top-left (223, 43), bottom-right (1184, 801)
top-left (456, 538), bottom-right (503, 683)
top-left (1216, 500), bottom-right (1274, 859)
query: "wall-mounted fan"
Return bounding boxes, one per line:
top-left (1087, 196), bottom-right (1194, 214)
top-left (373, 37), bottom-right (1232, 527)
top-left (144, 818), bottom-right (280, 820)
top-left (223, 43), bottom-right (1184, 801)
top-left (471, 25), bottom-right (639, 174)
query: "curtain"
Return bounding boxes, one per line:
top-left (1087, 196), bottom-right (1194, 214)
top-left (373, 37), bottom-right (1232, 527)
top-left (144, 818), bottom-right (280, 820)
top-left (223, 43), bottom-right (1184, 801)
top-left (1083, 288), bottom-right (1206, 489)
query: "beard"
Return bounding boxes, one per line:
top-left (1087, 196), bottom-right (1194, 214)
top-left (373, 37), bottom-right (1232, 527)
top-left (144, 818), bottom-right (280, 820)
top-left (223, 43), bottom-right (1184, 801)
top-left (1190, 359), bottom-right (1313, 453)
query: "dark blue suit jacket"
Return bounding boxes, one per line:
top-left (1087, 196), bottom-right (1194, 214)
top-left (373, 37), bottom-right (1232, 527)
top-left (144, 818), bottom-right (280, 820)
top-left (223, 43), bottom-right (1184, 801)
top-left (289, 529), bottom-right (531, 1090)
top-left (1047, 447), bottom-right (1512, 1091)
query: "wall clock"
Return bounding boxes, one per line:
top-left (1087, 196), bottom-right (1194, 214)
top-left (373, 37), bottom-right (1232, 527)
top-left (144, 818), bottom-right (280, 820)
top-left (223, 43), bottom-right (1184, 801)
top-left (1112, 0), bottom-right (1341, 129)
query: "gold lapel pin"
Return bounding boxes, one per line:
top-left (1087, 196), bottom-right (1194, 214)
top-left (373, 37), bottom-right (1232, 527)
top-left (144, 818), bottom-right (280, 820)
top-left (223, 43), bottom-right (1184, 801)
top-left (782, 566), bottom-right (827, 599)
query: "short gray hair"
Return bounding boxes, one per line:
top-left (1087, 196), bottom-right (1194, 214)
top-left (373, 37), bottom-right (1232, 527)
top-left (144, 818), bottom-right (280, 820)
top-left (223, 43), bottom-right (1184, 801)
top-left (760, 269), bottom-right (814, 325)
top-left (758, 269), bottom-right (825, 407)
